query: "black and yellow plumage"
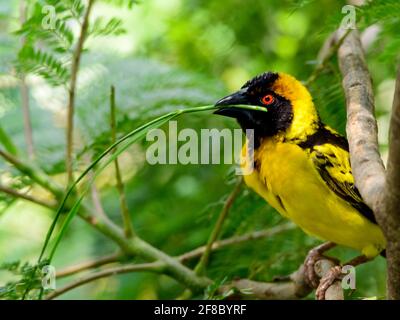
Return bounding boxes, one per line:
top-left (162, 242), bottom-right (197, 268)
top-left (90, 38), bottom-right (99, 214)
top-left (215, 72), bottom-right (386, 258)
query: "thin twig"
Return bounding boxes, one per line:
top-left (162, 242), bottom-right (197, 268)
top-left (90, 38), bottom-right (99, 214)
top-left (90, 183), bottom-right (106, 217)
top-left (89, 180), bottom-right (121, 231)
top-left (46, 262), bottom-right (164, 300)
top-left (305, 28), bottom-right (351, 87)
top-left (195, 178), bottom-right (243, 275)
top-left (0, 184), bottom-right (56, 209)
top-left (0, 148), bottom-right (63, 198)
top-left (179, 222), bottom-right (295, 262)
top-left (110, 86), bottom-right (134, 238)
top-left (85, 158), bottom-right (115, 224)
top-left (20, 78), bottom-right (34, 159)
top-left (57, 252), bottom-right (122, 278)
top-left (360, 25), bottom-right (381, 51)
top-left (66, 0), bottom-right (95, 185)
top-left (19, 0), bottom-right (34, 159)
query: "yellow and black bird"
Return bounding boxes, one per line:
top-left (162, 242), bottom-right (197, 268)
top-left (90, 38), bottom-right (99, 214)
top-left (214, 72), bottom-right (386, 297)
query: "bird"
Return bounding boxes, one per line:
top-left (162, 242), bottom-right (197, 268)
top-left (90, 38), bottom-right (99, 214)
top-left (214, 71), bottom-right (386, 299)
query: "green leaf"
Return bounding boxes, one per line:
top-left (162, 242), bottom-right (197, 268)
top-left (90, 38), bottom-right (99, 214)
top-left (0, 126), bottom-right (18, 155)
top-left (89, 17), bottom-right (126, 37)
top-left (16, 46), bottom-right (70, 86)
top-left (100, 0), bottom-right (139, 9)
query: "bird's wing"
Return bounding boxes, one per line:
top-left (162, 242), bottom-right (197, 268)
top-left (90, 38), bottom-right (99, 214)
top-left (309, 143), bottom-right (377, 224)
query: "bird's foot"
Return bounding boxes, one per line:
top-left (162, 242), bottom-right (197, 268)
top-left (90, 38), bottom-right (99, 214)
top-left (303, 242), bottom-right (338, 288)
top-left (315, 265), bottom-right (343, 300)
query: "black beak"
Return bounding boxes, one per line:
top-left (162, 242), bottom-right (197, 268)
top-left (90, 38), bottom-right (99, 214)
top-left (214, 88), bottom-right (250, 118)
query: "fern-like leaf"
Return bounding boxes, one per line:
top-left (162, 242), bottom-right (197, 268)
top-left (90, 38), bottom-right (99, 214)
top-left (16, 46), bottom-right (70, 86)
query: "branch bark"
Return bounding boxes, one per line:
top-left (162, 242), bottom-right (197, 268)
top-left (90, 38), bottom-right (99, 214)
top-left (220, 259), bottom-right (343, 300)
top-left (19, 0), bottom-right (34, 159)
top-left (337, 29), bottom-right (386, 215)
top-left (0, 148), bottom-right (63, 198)
top-left (66, 0), bottom-right (95, 185)
top-left (385, 66), bottom-right (400, 299)
top-left (338, 29), bottom-right (400, 299)
top-left (0, 184), bottom-right (56, 209)
top-left (56, 252), bottom-right (122, 278)
top-left (180, 223), bottom-right (294, 262)
top-left (110, 85), bottom-right (134, 238)
top-left (47, 262), bottom-right (164, 300)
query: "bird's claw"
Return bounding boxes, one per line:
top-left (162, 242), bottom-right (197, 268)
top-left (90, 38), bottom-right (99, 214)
top-left (315, 265), bottom-right (343, 300)
top-left (303, 248), bottom-right (340, 289)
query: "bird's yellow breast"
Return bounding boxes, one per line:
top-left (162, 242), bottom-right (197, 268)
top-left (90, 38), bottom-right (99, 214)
top-left (242, 139), bottom-right (386, 258)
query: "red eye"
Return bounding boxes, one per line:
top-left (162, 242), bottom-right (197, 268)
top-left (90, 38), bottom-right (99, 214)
top-left (261, 94), bottom-right (274, 105)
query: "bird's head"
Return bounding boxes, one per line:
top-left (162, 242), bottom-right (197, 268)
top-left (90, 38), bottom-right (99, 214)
top-left (214, 72), bottom-right (319, 142)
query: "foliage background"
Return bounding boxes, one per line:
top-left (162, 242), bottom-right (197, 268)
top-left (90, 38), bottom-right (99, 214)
top-left (0, 0), bottom-right (398, 299)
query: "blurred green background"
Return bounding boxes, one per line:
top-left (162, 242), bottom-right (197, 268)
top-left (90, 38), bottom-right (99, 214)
top-left (0, 0), bottom-right (398, 299)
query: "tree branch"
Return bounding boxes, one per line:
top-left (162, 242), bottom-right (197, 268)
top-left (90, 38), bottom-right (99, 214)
top-left (56, 253), bottom-right (123, 278)
top-left (48, 256), bottom-right (344, 301)
top-left (110, 85), bottom-right (134, 237)
top-left (0, 148), bottom-right (63, 198)
top-left (46, 224), bottom-right (298, 300)
top-left (360, 25), bottom-right (381, 51)
top-left (337, 28), bottom-right (400, 299)
top-left (337, 29), bottom-right (386, 214)
top-left (220, 259), bottom-right (343, 300)
top-left (20, 78), bottom-right (34, 159)
top-left (47, 262), bottom-right (164, 300)
top-left (221, 267), bottom-right (310, 300)
top-left (55, 223), bottom-right (294, 283)
top-left (384, 65), bottom-right (400, 299)
top-left (66, 0), bottom-right (95, 185)
top-left (0, 184), bottom-right (56, 209)
top-left (90, 182), bottom-right (109, 221)
top-left (306, 24), bottom-right (379, 88)
top-left (19, 0), bottom-right (34, 159)
top-left (305, 29), bottom-right (351, 87)
top-left (195, 178), bottom-right (242, 275)
top-left (180, 222), bottom-right (295, 263)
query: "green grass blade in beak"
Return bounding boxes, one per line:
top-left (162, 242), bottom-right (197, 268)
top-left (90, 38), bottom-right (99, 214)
top-left (215, 88), bottom-right (248, 107)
